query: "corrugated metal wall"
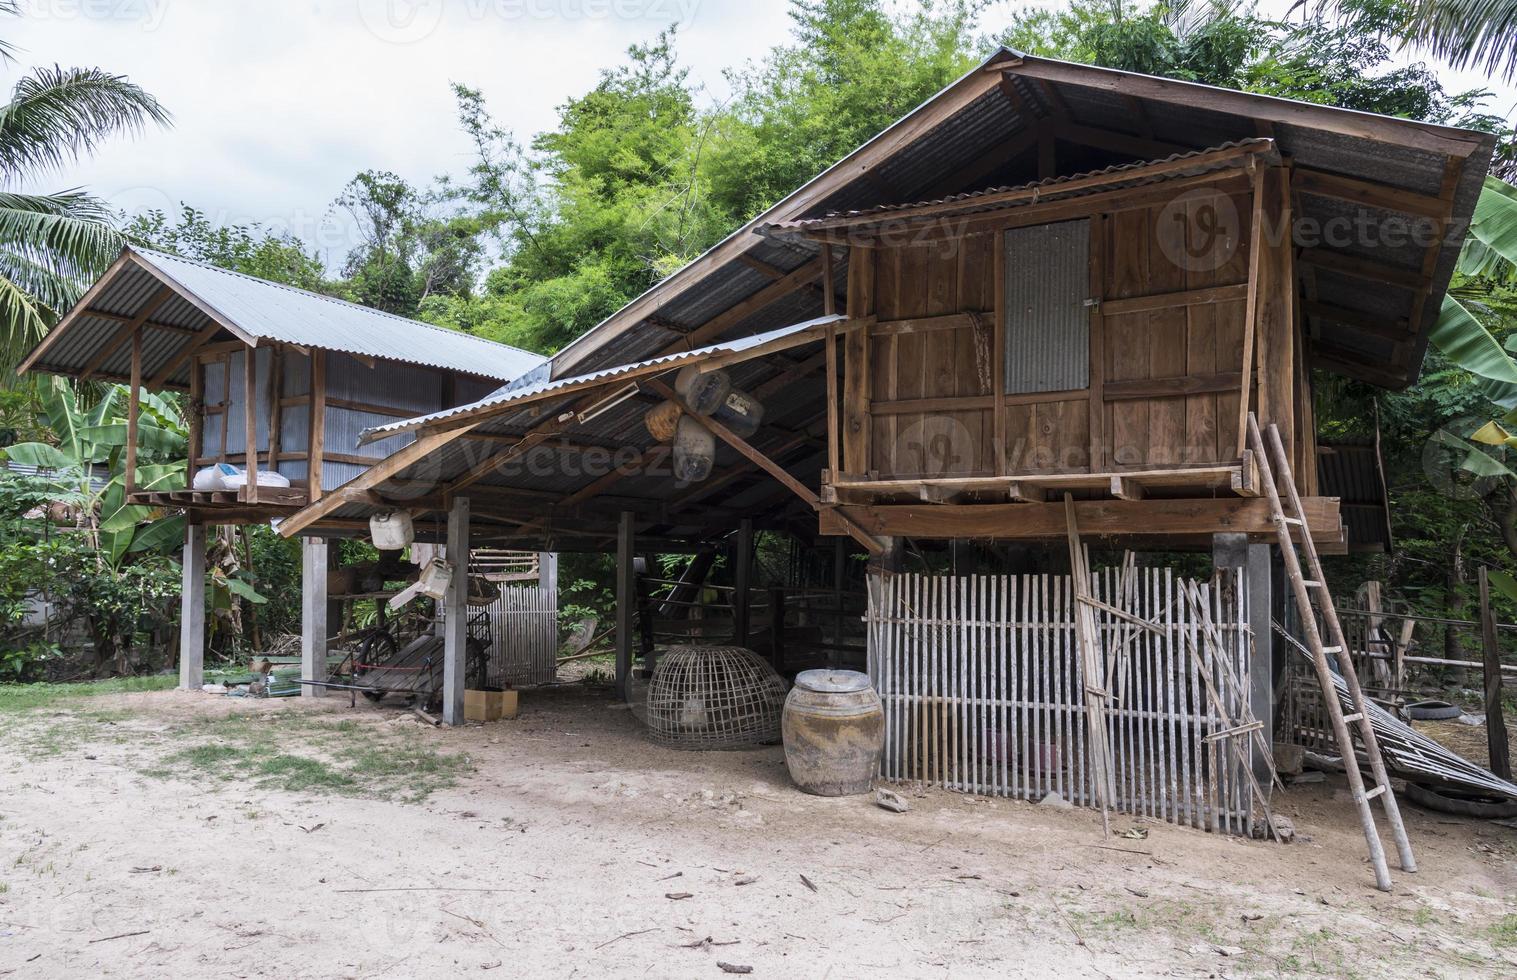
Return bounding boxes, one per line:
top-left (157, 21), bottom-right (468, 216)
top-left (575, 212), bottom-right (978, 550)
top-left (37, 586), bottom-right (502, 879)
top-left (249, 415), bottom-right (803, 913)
top-left (322, 354), bottom-right (438, 489)
top-left (1003, 219), bottom-right (1090, 394)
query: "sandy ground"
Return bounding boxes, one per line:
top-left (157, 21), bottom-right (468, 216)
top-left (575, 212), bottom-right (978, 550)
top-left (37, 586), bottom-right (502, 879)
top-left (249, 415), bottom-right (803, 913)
top-left (1, 684), bottom-right (1516, 979)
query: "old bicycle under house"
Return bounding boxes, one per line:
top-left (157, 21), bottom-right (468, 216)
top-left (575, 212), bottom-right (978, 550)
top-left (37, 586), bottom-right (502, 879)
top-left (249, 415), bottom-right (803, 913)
top-left (17, 246), bottom-right (558, 717)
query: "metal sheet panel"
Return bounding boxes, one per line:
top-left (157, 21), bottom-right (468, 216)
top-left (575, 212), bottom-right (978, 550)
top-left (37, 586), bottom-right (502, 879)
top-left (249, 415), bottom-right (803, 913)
top-left (357, 313), bottom-right (845, 444)
top-left (1004, 219), bottom-right (1090, 394)
top-left (134, 248), bottom-right (544, 382)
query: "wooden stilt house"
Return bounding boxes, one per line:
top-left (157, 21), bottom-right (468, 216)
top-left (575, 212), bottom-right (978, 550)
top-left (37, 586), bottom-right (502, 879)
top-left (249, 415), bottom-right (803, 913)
top-left (17, 245), bottom-right (546, 698)
top-left (22, 48), bottom-right (1500, 871)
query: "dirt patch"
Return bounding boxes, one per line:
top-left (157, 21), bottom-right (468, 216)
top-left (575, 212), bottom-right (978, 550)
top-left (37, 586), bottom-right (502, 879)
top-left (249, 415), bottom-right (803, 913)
top-left (0, 685), bottom-right (1514, 977)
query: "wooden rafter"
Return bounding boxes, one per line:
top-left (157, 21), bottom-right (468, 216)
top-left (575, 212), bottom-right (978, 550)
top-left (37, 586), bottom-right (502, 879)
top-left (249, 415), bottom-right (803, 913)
top-left (78, 286), bottom-right (174, 383)
top-left (645, 378), bottom-right (884, 555)
top-left (147, 318), bottom-right (221, 388)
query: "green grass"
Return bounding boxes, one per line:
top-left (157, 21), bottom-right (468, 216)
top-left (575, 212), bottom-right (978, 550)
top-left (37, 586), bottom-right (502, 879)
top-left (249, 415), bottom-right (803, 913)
top-left (0, 675), bottom-right (178, 713)
top-left (149, 715), bottom-right (471, 802)
top-left (1491, 914), bottom-right (1517, 947)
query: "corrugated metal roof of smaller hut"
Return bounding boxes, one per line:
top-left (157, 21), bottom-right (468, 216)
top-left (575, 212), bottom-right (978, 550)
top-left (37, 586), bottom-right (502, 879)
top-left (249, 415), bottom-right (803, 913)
top-left (355, 313), bottom-right (847, 445)
top-left (19, 247), bottom-right (546, 387)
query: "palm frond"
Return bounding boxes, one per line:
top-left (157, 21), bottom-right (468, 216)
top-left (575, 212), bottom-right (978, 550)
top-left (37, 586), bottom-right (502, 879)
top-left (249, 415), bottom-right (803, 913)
top-left (0, 65), bottom-right (170, 179)
top-left (0, 189), bottom-right (124, 365)
top-left (0, 189), bottom-right (121, 277)
top-left (1409, 0), bottom-right (1517, 82)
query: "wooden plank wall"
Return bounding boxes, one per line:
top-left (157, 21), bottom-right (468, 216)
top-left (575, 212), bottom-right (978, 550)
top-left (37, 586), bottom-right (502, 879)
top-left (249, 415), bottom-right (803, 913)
top-left (1103, 189), bottom-right (1251, 471)
top-left (849, 171), bottom-right (1312, 483)
top-left (865, 237), bottom-right (997, 479)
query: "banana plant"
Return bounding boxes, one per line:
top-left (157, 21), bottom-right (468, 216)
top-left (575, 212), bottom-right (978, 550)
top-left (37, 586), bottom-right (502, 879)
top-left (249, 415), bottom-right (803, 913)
top-left (3, 376), bottom-right (187, 565)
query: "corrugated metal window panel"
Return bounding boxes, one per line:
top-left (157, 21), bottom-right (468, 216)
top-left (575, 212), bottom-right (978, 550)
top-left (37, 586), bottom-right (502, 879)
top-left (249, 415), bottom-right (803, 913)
top-left (326, 407), bottom-right (411, 458)
top-left (325, 354), bottom-right (443, 413)
top-left (282, 350), bottom-right (311, 397)
top-left (223, 348), bottom-right (273, 454)
top-left (323, 461), bottom-right (369, 490)
top-left (1003, 219), bottom-right (1090, 394)
top-left (279, 404), bottom-right (310, 454)
top-left (203, 358), bottom-right (226, 405)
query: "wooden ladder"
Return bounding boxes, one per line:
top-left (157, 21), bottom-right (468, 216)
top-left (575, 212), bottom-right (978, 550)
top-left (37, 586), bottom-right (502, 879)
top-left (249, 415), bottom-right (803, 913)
top-left (1246, 413), bottom-right (1415, 891)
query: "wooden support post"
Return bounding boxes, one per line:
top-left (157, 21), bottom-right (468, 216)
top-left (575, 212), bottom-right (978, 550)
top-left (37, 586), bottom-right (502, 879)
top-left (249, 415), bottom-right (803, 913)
top-left (769, 586), bottom-right (787, 675)
top-left (442, 495), bottom-right (470, 726)
top-left (125, 327), bottom-right (142, 495)
top-left (615, 511), bottom-right (636, 702)
top-left (636, 553), bottom-right (657, 668)
top-left (178, 523), bottom-right (206, 690)
top-left (187, 354), bottom-right (202, 489)
top-left (300, 537), bottom-right (328, 698)
top-left (309, 349), bottom-right (326, 500)
top-left (243, 347), bottom-right (259, 505)
top-left (1478, 567), bottom-right (1512, 780)
top-left (733, 518), bottom-right (753, 645)
top-left (832, 536), bottom-right (846, 668)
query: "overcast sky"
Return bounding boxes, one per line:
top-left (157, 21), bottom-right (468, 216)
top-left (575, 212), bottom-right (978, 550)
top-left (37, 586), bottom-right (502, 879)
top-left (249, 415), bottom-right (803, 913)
top-left (8, 0), bottom-right (1513, 270)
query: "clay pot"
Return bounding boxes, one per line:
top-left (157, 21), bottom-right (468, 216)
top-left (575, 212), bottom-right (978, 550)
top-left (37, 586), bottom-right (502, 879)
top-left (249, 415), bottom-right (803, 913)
top-left (782, 669), bottom-right (884, 796)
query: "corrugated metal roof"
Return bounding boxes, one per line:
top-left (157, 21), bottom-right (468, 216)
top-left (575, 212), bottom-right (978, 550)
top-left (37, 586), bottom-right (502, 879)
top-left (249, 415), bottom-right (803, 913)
top-left (20, 247), bottom-right (546, 386)
top-left (762, 139), bottom-right (1275, 230)
top-left (357, 312), bottom-right (846, 445)
top-left (131, 248), bottom-right (544, 379)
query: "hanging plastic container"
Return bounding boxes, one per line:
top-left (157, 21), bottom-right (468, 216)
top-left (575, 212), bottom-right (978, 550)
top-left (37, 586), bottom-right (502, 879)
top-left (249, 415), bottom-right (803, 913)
top-left (416, 558), bottom-right (454, 600)
top-left (672, 415), bottom-right (716, 483)
top-left (712, 388), bottom-right (765, 439)
top-left (369, 510), bottom-right (415, 551)
top-left (675, 365), bottom-right (731, 416)
top-left (644, 400), bottom-right (683, 443)
top-left (782, 669), bottom-right (885, 796)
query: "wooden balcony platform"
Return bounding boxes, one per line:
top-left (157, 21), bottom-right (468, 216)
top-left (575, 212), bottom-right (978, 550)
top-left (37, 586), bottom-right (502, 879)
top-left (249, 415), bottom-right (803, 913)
top-left (825, 456), bottom-right (1259, 506)
top-left (128, 485), bottom-right (310, 511)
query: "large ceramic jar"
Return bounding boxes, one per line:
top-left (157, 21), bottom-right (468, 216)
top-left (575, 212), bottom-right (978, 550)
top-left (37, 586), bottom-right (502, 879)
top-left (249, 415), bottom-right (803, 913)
top-left (782, 669), bottom-right (884, 796)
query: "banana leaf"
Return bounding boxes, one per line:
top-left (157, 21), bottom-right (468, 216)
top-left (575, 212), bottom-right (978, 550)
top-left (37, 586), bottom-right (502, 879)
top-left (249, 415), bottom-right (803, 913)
top-left (127, 515), bottom-right (186, 554)
top-left (4, 441), bottom-right (73, 470)
top-left (97, 462), bottom-right (183, 533)
top-left (1487, 570), bottom-right (1517, 606)
top-left (1430, 294), bottom-right (1517, 385)
top-left (78, 420), bottom-right (186, 456)
top-left (1463, 176), bottom-right (1517, 278)
top-left (1431, 428), bottom-right (1517, 480)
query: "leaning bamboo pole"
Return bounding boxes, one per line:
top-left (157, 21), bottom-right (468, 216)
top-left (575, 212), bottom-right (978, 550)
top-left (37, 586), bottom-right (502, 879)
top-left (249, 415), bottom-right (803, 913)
top-left (1064, 494), bottom-right (1116, 835)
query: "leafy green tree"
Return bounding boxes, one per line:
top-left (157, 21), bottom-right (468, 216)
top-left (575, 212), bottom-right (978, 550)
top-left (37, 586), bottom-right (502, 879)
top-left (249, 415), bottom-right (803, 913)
top-left (126, 204), bottom-right (327, 291)
top-left (0, 1), bottom-right (168, 371)
top-left (711, 0), bottom-right (981, 221)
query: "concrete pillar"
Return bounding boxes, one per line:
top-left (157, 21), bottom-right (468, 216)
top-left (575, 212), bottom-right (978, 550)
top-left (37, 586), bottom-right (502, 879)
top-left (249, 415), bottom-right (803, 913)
top-left (1247, 542), bottom-right (1275, 764)
top-left (536, 551), bottom-right (558, 593)
top-left (1213, 533), bottom-right (1274, 782)
top-left (178, 523), bottom-right (206, 690)
top-left (442, 496), bottom-right (470, 725)
top-left (301, 537), bottom-right (329, 697)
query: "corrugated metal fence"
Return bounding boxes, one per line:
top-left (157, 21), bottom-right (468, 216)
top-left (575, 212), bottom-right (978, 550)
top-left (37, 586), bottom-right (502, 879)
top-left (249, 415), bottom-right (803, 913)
top-left (485, 584), bottom-right (558, 687)
top-left (866, 567), bottom-right (1259, 835)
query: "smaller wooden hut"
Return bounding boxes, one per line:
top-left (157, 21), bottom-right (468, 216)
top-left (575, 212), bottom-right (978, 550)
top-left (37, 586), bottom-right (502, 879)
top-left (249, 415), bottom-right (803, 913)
top-left (18, 246), bottom-right (546, 702)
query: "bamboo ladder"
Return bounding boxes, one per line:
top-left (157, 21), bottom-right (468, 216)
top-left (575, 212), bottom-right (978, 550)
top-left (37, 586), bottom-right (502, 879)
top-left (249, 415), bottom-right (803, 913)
top-left (1246, 412), bottom-right (1416, 891)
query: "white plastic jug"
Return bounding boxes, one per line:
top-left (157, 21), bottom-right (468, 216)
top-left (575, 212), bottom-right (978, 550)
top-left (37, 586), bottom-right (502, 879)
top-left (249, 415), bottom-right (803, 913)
top-left (369, 510), bottom-right (415, 550)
